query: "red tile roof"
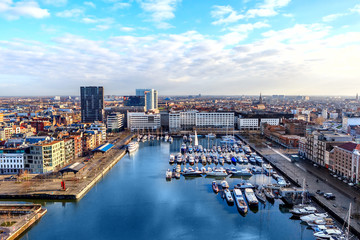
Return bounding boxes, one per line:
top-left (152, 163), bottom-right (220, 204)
top-left (338, 142), bottom-right (360, 152)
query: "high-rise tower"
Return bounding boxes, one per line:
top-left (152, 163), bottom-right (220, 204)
top-left (80, 86), bottom-right (104, 122)
top-left (135, 89), bottom-right (158, 111)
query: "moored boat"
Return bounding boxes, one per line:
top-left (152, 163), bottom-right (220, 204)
top-left (244, 188), bottom-right (259, 207)
top-left (212, 181), bottom-right (219, 193)
top-left (233, 189), bottom-right (248, 214)
top-left (127, 141), bottom-right (139, 154)
top-left (224, 189), bottom-right (234, 204)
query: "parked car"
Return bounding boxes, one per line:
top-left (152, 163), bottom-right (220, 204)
top-left (324, 193), bottom-right (336, 200)
top-left (4, 176), bottom-right (17, 181)
top-left (316, 190), bottom-right (324, 195)
top-left (348, 182), bottom-right (354, 187)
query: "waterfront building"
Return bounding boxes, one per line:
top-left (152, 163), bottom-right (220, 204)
top-left (168, 111), bottom-right (234, 133)
top-left (69, 134), bottom-right (83, 157)
top-left (106, 112), bottom-right (124, 131)
top-left (89, 122), bottom-right (107, 142)
top-left (330, 142), bottom-right (360, 183)
top-left (262, 124), bottom-right (301, 148)
top-left (127, 112), bottom-right (161, 131)
top-left (64, 138), bottom-right (75, 163)
top-left (195, 112), bottom-right (234, 132)
top-left (0, 127), bottom-right (13, 141)
top-left (0, 148), bottom-right (25, 174)
top-left (135, 89), bottom-right (158, 111)
top-left (25, 140), bottom-right (65, 174)
top-left (80, 86), bottom-right (104, 123)
top-left (305, 130), bottom-right (353, 168)
top-left (236, 112), bottom-right (293, 130)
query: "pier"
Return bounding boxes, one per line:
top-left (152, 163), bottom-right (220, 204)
top-left (0, 132), bottom-right (135, 201)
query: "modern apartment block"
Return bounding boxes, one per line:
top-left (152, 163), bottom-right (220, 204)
top-left (107, 112), bottom-right (124, 131)
top-left (330, 142), bottom-right (360, 183)
top-left (169, 111), bottom-right (234, 133)
top-left (80, 86), bottom-right (104, 123)
top-left (135, 89), bottom-right (158, 111)
top-left (305, 131), bottom-right (353, 168)
top-left (25, 140), bottom-right (65, 174)
top-left (127, 112), bottom-right (161, 131)
top-left (0, 148), bottom-right (25, 174)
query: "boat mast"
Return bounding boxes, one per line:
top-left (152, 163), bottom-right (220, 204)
top-left (346, 203), bottom-right (351, 240)
top-left (302, 179), bottom-right (306, 205)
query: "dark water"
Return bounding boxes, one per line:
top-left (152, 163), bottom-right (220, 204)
top-left (21, 138), bottom-right (315, 240)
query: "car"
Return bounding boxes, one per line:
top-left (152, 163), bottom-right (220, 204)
top-left (313, 164), bottom-right (318, 167)
top-left (348, 183), bottom-right (354, 187)
top-left (343, 179), bottom-right (348, 184)
top-left (324, 193), bottom-right (336, 200)
top-left (333, 175), bottom-right (338, 178)
top-left (4, 176), bottom-right (17, 181)
top-left (338, 176), bottom-right (342, 180)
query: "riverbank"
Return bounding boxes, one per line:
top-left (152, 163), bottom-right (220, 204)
top-left (236, 134), bottom-right (360, 237)
top-left (0, 132), bottom-right (135, 201)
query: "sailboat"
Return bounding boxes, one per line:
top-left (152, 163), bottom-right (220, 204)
top-left (194, 130), bottom-right (199, 147)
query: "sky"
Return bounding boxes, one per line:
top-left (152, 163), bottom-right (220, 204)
top-left (0, 0), bottom-right (360, 96)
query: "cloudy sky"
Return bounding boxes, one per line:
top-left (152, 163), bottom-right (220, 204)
top-left (0, 0), bottom-right (360, 96)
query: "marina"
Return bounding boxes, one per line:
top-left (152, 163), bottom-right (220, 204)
top-left (20, 136), bottom-right (318, 240)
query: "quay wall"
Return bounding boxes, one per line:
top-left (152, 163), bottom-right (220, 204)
top-left (235, 134), bottom-right (360, 237)
top-left (8, 209), bottom-right (47, 240)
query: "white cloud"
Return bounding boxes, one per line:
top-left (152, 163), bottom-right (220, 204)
top-left (56, 9), bottom-right (83, 18)
top-left (42, 0), bottom-right (67, 7)
top-left (84, 1), bottom-right (96, 8)
top-left (246, 0), bottom-right (291, 18)
top-left (120, 27), bottom-right (135, 32)
top-left (0, 0), bottom-right (50, 20)
top-left (1, 24), bottom-right (360, 96)
top-left (228, 21), bottom-right (270, 33)
top-left (211, 5), bottom-right (244, 25)
top-left (350, 4), bottom-right (360, 14)
top-left (139, 0), bottom-right (181, 28)
top-left (112, 2), bottom-right (131, 10)
top-left (92, 25), bottom-right (111, 31)
top-left (322, 13), bottom-right (347, 22)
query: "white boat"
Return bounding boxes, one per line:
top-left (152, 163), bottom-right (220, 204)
top-left (313, 229), bottom-right (344, 239)
top-left (300, 213), bottom-right (328, 222)
top-left (244, 188), bottom-right (259, 207)
top-left (182, 167), bottom-right (202, 177)
top-left (166, 169), bottom-right (172, 180)
top-left (189, 156), bottom-right (195, 165)
top-left (229, 168), bottom-right (252, 177)
top-left (169, 154), bottom-right (175, 164)
top-left (127, 141), bottom-right (139, 153)
top-left (290, 206), bottom-right (317, 216)
top-left (207, 168), bottom-right (228, 177)
top-left (224, 189), bottom-right (234, 204)
top-left (205, 133), bottom-right (216, 138)
top-left (221, 180), bottom-right (229, 189)
top-left (233, 189), bottom-right (248, 214)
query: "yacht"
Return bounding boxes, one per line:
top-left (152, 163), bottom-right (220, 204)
top-left (182, 167), bottom-right (202, 177)
top-left (205, 133), bottom-right (216, 138)
top-left (207, 167), bottom-right (228, 177)
top-left (181, 144), bottom-right (187, 154)
top-left (313, 229), bottom-right (344, 239)
top-left (224, 189), bottom-right (234, 204)
top-left (188, 156), bottom-right (195, 165)
top-left (169, 154), bottom-right (175, 164)
top-left (229, 168), bottom-right (252, 177)
top-left (264, 188), bottom-right (275, 202)
top-left (300, 213), bottom-right (328, 222)
top-left (233, 189), bottom-right (248, 214)
top-left (127, 141), bottom-right (139, 154)
top-left (254, 187), bottom-right (266, 203)
top-left (290, 206), bottom-right (318, 216)
top-left (212, 181), bottom-right (219, 193)
top-left (166, 169), bottom-right (172, 180)
top-left (201, 155), bottom-right (207, 165)
top-left (221, 180), bottom-right (229, 189)
top-left (244, 188), bottom-right (259, 207)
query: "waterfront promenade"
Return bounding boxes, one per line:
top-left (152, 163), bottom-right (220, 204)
top-left (237, 133), bottom-right (360, 236)
top-left (0, 132), bottom-right (135, 200)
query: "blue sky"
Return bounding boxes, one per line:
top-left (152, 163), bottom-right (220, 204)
top-left (0, 0), bottom-right (360, 96)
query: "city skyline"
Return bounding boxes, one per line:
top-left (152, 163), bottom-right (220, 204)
top-left (1, 0), bottom-right (360, 96)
